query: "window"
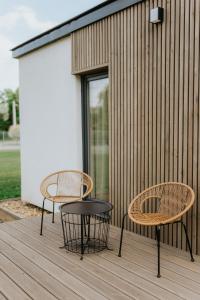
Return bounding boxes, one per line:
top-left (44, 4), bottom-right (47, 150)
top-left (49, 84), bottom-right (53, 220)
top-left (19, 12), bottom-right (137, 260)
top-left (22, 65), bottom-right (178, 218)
top-left (82, 73), bottom-right (109, 200)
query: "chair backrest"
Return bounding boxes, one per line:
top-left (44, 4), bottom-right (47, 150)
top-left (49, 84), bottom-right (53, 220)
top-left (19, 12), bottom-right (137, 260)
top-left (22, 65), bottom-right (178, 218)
top-left (40, 170), bottom-right (93, 200)
top-left (129, 182), bottom-right (195, 221)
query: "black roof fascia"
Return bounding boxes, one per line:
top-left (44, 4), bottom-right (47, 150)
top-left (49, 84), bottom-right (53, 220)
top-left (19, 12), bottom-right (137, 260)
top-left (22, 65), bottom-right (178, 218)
top-left (12, 0), bottom-right (142, 58)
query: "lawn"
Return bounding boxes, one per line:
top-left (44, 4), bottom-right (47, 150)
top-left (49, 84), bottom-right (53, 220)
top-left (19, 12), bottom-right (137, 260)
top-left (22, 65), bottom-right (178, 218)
top-left (0, 151), bottom-right (21, 200)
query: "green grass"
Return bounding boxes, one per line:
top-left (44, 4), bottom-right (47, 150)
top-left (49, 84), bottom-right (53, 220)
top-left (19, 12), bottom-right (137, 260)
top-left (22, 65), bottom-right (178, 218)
top-left (0, 151), bottom-right (21, 200)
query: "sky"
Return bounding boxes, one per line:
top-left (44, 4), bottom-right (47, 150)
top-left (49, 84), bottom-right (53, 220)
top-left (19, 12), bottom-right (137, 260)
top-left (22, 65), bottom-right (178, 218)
top-left (0, 0), bottom-right (105, 92)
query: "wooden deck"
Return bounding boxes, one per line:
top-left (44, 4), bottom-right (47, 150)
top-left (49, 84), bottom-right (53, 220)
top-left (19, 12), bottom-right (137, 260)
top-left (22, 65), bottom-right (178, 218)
top-left (0, 214), bottom-right (200, 300)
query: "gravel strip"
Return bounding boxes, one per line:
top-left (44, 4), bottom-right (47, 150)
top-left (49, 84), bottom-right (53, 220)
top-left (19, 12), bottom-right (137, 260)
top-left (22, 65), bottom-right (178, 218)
top-left (0, 198), bottom-right (49, 218)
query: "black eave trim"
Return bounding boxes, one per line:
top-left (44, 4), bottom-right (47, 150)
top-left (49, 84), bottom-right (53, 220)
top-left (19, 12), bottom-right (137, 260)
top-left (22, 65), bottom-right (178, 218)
top-left (12, 0), bottom-right (143, 58)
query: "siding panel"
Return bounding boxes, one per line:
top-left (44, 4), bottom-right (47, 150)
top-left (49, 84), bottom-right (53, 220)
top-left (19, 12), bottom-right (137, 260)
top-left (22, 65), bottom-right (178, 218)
top-left (72, 0), bottom-right (200, 254)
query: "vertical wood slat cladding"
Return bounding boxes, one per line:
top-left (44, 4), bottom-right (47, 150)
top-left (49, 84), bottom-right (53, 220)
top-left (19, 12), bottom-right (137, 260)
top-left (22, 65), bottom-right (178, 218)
top-left (72, 0), bottom-right (200, 254)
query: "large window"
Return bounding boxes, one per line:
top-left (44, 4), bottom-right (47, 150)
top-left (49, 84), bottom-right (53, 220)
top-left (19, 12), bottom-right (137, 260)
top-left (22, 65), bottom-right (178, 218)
top-left (82, 74), bottom-right (109, 201)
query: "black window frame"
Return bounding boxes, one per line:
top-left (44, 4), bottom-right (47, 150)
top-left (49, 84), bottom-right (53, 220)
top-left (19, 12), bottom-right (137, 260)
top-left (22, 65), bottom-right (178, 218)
top-left (81, 72), bottom-right (109, 176)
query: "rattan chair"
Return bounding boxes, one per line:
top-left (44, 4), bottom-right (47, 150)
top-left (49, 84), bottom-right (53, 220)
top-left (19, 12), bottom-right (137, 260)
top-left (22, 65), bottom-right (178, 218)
top-left (118, 182), bottom-right (195, 277)
top-left (40, 170), bottom-right (93, 235)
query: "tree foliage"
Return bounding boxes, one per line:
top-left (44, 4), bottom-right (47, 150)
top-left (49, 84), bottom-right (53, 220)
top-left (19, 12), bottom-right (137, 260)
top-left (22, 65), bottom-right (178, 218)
top-left (0, 88), bottom-right (19, 131)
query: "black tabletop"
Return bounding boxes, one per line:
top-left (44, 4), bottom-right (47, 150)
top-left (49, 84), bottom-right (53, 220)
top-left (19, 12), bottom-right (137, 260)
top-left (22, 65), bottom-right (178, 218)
top-left (60, 199), bottom-right (113, 215)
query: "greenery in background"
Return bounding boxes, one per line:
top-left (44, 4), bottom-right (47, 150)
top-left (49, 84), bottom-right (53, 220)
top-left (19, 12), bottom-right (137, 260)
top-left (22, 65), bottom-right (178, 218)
top-left (90, 83), bottom-right (109, 200)
top-left (90, 85), bottom-right (109, 145)
top-left (0, 151), bottom-right (21, 200)
top-left (0, 88), bottom-right (19, 131)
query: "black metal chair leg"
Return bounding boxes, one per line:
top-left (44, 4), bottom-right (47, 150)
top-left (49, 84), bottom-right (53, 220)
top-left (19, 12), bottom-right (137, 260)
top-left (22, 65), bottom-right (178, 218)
top-left (83, 216), bottom-right (87, 236)
top-left (87, 216), bottom-right (91, 242)
top-left (156, 226), bottom-right (161, 278)
top-left (181, 221), bottom-right (194, 262)
top-left (80, 215), bottom-right (84, 260)
top-left (40, 198), bottom-right (46, 235)
top-left (52, 201), bottom-right (55, 223)
top-left (118, 213), bottom-right (128, 257)
top-left (60, 211), bottom-right (66, 248)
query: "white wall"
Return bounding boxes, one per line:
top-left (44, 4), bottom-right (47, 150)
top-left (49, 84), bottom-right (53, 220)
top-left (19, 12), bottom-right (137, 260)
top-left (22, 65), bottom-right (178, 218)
top-left (19, 37), bottom-right (82, 211)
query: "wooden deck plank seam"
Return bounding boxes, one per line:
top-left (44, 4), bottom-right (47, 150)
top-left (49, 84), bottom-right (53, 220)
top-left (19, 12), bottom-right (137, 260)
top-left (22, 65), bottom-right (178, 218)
top-left (0, 226), bottom-right (133, 300)
top-left (0, 231), bottom-right (87, 300)
top-left (0, 270), bottom-right (33, 300)
top-left (0, 268), bottom-right (33, 300)
top-left (0, 292), bottom-right (8, 300)
top-left (1, 216), bottom-right (200, 300)
top-left (0, 239), bottom-right (82, 300)
top-left (29, 215), bottom-right (200, 275)
top-left (5, 219), bottom-right (196, 300)
top-left (4, 222), bottom-right (161, 300)
top-left (0, 252), bottom-right (61, 300)
top-left (0, 223), bottom-right (149, 300)
top-left (0, 218), bottom-right (177, 300)
top-left (17, 217), bottom-right (200, 287)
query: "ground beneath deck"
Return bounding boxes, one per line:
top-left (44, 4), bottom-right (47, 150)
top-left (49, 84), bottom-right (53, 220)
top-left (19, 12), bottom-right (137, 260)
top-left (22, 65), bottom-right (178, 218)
top-left (0, 214), bottom-right (200, 300)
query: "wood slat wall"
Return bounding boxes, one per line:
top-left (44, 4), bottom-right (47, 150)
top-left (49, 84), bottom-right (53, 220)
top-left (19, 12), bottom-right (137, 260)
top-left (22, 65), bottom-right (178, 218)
top-left (72, 0), bottom-right (200, 254)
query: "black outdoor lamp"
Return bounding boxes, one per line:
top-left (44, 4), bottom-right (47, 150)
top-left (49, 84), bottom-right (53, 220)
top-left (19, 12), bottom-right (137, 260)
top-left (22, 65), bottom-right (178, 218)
top-left (150, 7), bottom-right (164, 24)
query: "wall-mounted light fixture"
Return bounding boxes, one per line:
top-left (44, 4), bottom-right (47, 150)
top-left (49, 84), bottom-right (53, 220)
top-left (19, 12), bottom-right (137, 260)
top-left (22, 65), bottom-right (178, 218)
top-left (150, 7), bottom-right (164, 24)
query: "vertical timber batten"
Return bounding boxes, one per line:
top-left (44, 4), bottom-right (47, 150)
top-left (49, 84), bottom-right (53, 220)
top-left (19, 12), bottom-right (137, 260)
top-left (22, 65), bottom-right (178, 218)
top-left (72, 0), bottom-right (200, 255)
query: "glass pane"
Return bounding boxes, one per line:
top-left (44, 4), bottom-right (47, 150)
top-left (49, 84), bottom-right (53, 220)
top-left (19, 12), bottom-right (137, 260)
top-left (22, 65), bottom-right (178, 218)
top-left (89, 77), bottom-right (109, 201)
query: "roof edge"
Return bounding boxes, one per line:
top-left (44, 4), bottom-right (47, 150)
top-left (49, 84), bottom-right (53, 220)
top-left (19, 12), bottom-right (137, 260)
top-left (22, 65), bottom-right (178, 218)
top-left (12, 0), bottom-right (142, 59)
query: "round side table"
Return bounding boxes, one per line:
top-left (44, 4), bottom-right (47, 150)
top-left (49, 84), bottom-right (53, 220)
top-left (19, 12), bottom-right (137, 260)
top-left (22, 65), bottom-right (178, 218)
top-left (60, 200), bottom-right (113, 259)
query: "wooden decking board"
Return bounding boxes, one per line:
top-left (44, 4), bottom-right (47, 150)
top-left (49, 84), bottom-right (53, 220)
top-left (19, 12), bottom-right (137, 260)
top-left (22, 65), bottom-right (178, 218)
top-left (98, 253), bottom-right (199, 300)
top-left (5, 221), bottom-right (160, 300)
top-left (0, 228), bottom-right (106, 300)
top-left (89, 250), bottom-right (195, 300)
top-left (16, 216), bottom-right (200, 295)
top-left (1, 216), bottom-right (200, 299)
top-left (0, 240), bottom-right (81, 300)
top-left (22, 214), bottom-right (200, 293)
top-left (0, 270), bottom-right (31, 300)
top-left (39, 215), bottom-right (192, 265)
top-left (110, 225), bottom-right (196, 262)
top-left (8, 230), bottom-right (134, 300)
top-left (110, 238), bottom-right (200, 285)
top-left (0, 223), bottom-right (141, 300)
top-left (109, 231), bottom-right (200, 278)
top-left (3, 221), bottom-right (154, 300)
top-left (39, 216), bottom-right (200, 291)
top-left (0, 253), bottom-right (57, 300)
top-left (26, 218), bottom-right (200, 286)
top-left (30, 214), bottom-right (200, 278)
top-left (87, 255), bottom-right (181, 300)
top-left (0, 220), bottom-right (167, 299)
top-left (29, 213), bottom-right (196, 263)
top-left (10, 218), bottom-right (192, 299)
top-left (0, 292), bottom-right (7, 300)
top-left (110, 226), bottom-right (200, 274)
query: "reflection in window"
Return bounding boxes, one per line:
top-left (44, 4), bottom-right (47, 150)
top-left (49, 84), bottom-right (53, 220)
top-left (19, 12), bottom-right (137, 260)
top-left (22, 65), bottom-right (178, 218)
top-left (89, 78), bottom-right (109, 200)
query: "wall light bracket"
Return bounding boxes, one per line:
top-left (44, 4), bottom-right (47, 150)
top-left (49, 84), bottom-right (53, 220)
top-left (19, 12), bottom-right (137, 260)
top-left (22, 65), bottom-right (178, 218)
top-left (150, 7), bottom-right (164, 24)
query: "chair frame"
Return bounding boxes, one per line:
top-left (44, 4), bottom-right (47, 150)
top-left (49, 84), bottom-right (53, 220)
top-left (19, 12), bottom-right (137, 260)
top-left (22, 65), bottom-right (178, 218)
top-left (40, 170), bottom-right (93, 235)
top-left (118, 182), bottom-right (195, 278)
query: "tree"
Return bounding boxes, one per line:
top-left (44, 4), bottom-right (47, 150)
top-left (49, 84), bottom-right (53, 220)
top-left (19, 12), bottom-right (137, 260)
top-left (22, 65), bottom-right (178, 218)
top-left (0, 88), bottom-right (19, 131)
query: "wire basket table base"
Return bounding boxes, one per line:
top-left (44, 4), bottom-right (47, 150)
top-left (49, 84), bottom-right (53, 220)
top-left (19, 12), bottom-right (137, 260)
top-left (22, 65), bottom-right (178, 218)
top-left (60, 200), bottom-right (112, 259)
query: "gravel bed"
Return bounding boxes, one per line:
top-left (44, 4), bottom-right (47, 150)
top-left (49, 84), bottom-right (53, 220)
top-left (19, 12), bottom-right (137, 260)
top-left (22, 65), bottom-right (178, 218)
top-left (0, 198), bottom-right (49, 219)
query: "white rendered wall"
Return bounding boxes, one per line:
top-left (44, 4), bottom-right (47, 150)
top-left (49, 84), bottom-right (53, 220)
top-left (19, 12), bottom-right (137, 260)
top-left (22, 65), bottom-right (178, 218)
top-left (19, 37), bottom-right (82, 211)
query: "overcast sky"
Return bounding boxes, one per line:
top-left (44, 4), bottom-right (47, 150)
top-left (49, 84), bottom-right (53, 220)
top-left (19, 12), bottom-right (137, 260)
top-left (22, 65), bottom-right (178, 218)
top-left (0, 0), bottom-right (105, 91)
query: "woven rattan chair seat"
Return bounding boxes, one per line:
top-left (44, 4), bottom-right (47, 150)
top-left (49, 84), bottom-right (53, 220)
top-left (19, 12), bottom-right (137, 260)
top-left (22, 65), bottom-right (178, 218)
top-left (128, 182), bottom-right (195, 226)
top-left (51, 196), bottom-right (82, 203)
top-left (130, 212), bottom-right (172, 226)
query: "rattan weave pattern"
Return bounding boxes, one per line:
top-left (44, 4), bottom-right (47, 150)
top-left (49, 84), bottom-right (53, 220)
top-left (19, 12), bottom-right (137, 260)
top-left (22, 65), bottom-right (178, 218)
top-left (40, 170), bottom-right (93, 203)
top-left (128, 182), bottom-right (195, 226)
